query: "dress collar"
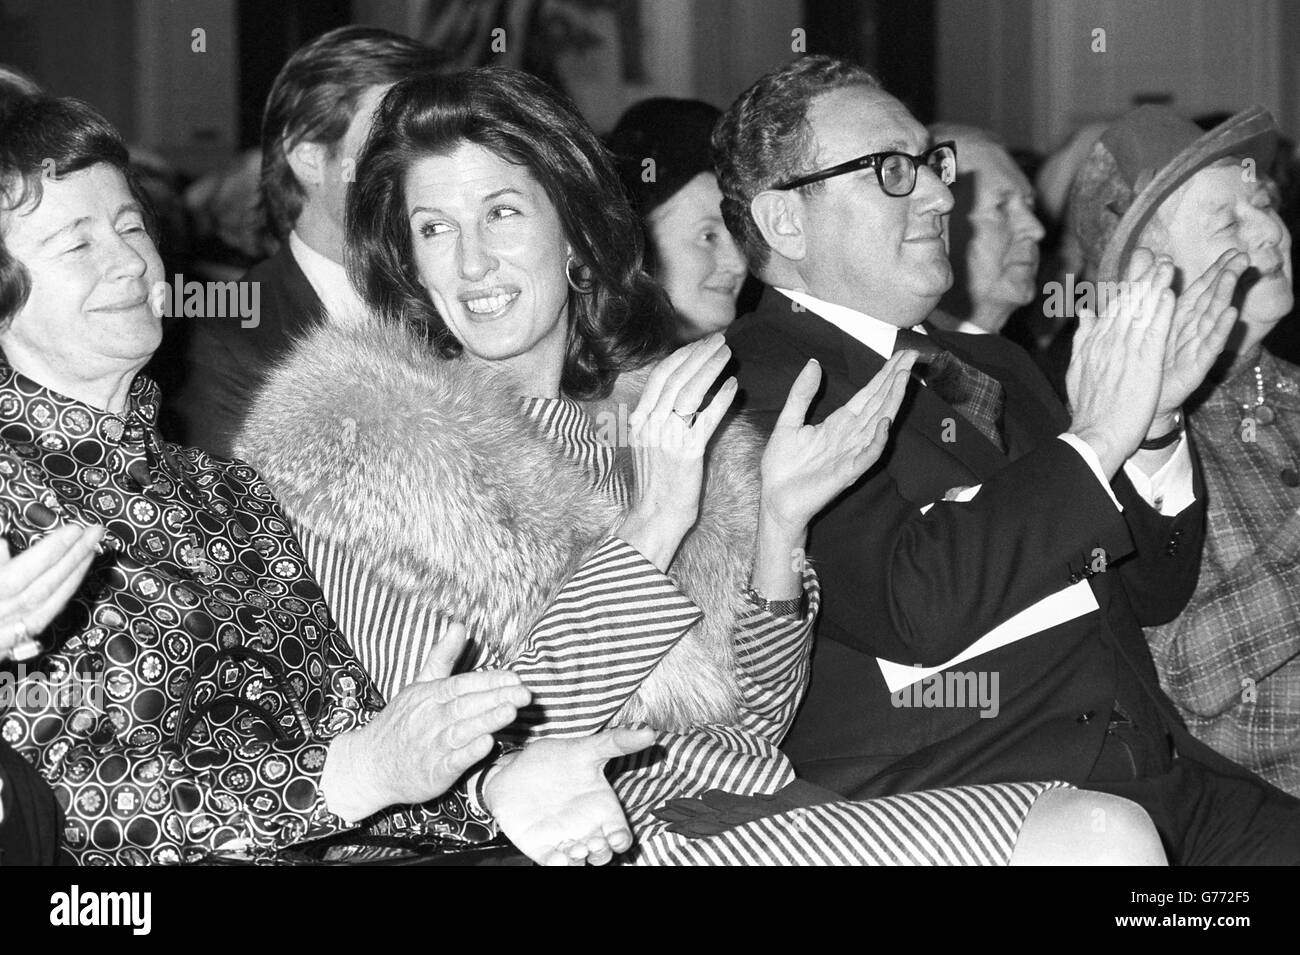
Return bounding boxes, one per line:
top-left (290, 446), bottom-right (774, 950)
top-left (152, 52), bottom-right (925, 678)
top-left (0, 354), bottom-right (161, 446)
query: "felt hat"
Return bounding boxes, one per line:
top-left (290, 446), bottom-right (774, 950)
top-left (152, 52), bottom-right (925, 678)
top-left (1068, 104), bottom-right (1278, 284)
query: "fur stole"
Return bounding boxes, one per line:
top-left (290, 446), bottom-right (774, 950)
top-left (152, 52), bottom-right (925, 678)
top-left (235, 313), bottom-right (766, 731)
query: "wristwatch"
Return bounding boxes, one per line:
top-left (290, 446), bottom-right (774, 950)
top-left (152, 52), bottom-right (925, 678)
top-left (744, 587), bottom-right (803, 619)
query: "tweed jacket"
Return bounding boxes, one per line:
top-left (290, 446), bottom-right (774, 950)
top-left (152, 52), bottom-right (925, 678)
top-left (1146, 349), bottom-right (1300, 795)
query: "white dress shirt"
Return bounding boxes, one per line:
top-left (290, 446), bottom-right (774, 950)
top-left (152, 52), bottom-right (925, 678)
top-left (776, 288), bottom-right (1195, 516)
top-left (289, 230), bottom-right (366, 323)
top-left (954, 319), bottom-right (991, 335)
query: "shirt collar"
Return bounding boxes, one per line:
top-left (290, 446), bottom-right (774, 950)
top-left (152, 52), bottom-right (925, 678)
top-left (774, 287), bottom-right (926, 359)
top-left (288, 230), bottom-right (365, 322)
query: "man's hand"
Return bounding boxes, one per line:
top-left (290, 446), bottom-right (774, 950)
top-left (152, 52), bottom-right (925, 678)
top-left (321, 622), bottom-right (530, 822)
top-left (0, 524), bottom-right (103, 661)
top-left (1067, 248), bottom-right (1177, 477)
top-left (484, 727), bottom-right (657, 866)
top-left (1154, 248), bottom-right (1247, 420)
top-left (759, 351), bottom-right (916, 536)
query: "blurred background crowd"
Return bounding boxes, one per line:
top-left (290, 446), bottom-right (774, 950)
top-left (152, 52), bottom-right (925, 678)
top-left (4, 0), bottom-right (1299, 386)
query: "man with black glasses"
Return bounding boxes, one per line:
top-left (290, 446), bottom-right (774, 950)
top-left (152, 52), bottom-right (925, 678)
top-left (714, 55), bottom-right (1300, 863)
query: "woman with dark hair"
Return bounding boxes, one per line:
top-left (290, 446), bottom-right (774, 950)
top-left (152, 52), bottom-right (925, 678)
top-left (239, 67), bottom-right (1167, 865)
top-left (0, 93), bottom-right (675, 866)
top-left (609, 98), bottom-right (747, 343)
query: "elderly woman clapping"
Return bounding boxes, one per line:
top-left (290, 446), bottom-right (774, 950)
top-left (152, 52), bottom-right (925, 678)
top-left (0, 94), bottom-right (661, 865)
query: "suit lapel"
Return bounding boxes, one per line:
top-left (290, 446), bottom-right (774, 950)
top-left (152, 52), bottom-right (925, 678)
top-left (753, 289), bottom-right (1008, 481)
top-left (274, 243), bottom-right (328, 334)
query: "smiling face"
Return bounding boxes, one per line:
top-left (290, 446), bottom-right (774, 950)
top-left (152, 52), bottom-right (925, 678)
top-left (405, 142), bottom-right (572, 382)
top-left (795, 85), bottom-right (955, 326)
top-left (961, 138), bottom-right (1045, 319)
top-left (0, 163), bottom-right (163, 399)
top-left (648, 172), bottom-right (746, 340)
top-left (1153, 162), bottom-right (1293, 342)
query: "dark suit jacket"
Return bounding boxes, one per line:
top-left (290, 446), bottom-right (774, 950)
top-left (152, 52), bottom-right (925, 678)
top-left (168, 243), bottom-right (324, 457)
top-left (729, 287), bottom-right (1249, 800)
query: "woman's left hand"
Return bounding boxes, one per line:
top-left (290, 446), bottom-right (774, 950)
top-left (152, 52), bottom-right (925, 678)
top-left (617, 333), bottom-right (737, 570)
top-left (759, 351), bottom-right (916, 535)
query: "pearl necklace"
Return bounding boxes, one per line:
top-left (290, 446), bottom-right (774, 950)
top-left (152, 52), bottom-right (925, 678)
top-left (1242, 363), bottom-right (1276, 426)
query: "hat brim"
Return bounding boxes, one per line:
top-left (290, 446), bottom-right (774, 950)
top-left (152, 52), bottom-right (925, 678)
top-left (1097, 106), bottom-right (1278, 286)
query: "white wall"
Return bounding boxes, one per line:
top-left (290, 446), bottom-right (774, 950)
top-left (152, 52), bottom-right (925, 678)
top-left (693, 0), bottom-right (804, 110)
top-left (938, 0), bottom-right (1287, 152)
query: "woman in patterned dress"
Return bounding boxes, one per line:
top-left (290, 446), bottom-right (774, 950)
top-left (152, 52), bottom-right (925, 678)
top-left (239, 67), bottom-right (1166, 865)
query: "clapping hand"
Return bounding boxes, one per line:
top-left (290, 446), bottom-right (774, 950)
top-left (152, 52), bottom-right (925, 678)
top-left (1156, 248), bottom-right (1248, 417)
top-left (484, 726), bottom-right (657, 866)
top-left (0, 523), bottom-right (103, 662)
top-left (759, 351), bottom-right (917, 534)
top-left (617, 333), bottom-right (737, 570)
top-left (1067, 248), bottom-right (1178, 477)
top-left (323, 622), bottom-right (530, 821)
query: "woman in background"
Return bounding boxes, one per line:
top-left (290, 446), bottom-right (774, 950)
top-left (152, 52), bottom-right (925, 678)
top-left (609, 98), bottom-right (748, 343)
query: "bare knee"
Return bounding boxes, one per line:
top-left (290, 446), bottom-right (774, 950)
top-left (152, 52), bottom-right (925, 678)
top-left (1010, 789), bottom-right (1167, 866)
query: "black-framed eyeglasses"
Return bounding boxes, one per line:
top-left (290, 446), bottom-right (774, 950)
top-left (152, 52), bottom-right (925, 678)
top-left (774, 141), bottom-right (958, 196)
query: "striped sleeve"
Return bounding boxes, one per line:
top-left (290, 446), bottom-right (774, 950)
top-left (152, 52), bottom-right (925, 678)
top-left (502, 536), bottom-right (704, 741)
top-left (294, 523), bottom-right (450, 703)
top-left (732, 567), bottom-right (821, 745)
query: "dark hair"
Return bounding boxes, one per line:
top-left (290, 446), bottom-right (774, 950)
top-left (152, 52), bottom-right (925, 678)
top-left (0, 95), bottom-right (156, 325)
top-left (260, 26), bottom-right (442, 237)
top-left (713, 55), bottom-right (880, 273)
top-left (347, 67), bottom-right (670, 400)
top-left (608, 97), bottom-right (722, 276)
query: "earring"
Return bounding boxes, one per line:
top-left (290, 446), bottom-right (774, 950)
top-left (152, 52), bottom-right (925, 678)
top-left (565, 254), bottom-right (593, 294)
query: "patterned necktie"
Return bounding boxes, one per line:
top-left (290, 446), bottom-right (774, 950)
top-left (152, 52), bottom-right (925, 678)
top-left (894, 327), bottom-right (1006, 452)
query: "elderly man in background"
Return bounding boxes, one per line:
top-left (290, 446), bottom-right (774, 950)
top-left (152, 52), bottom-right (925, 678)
top-left (1071, 104), bottom-right (1300, 797)
top-left (928, 123), bottom-right (1046, 337)
top-left (171, 27), bottom-right (440, 457)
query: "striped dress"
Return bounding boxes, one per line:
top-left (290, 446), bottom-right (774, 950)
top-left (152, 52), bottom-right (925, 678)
top-left (297, 394), bottom-right (1066, 864)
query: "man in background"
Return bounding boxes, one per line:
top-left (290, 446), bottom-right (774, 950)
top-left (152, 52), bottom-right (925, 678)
top-left (172, 26), bottom-right (439, 456)
top-left (928, 122), bottom-right (1045, 337)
